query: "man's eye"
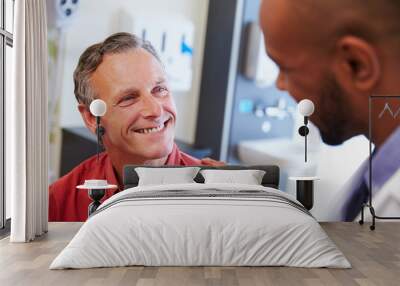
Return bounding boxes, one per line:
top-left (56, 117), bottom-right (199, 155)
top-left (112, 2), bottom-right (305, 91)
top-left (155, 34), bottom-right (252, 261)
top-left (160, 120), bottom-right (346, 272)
top-left (117, 95), bottom-right (136, 107)
top-left (153, 86), bottom-right (169, 96)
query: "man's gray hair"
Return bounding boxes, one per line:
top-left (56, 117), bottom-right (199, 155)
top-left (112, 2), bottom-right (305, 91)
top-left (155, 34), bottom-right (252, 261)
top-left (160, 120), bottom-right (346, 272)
top-left (73, 32), bottom-right (162, 106)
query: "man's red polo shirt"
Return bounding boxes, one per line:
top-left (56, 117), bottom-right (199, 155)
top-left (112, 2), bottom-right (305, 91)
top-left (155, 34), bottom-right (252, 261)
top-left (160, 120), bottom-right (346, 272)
top-left (49, 143), bottom-right (206, 222)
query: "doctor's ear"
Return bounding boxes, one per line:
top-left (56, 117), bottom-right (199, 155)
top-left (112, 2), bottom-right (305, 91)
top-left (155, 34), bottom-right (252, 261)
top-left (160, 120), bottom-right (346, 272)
top-left (332, 36), bottom-right (381, 93)
top-left (78, 103), bottom-right (97, 135)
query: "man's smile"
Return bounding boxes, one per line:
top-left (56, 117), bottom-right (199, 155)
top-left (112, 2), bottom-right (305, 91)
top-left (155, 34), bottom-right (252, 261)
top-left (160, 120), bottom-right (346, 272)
top-left (131, 117), bottom-right (173, 135)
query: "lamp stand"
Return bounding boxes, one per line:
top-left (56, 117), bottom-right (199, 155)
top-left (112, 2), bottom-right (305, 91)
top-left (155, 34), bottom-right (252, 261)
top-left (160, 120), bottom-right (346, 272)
top-left (88, 189), bottom-right (106, 216)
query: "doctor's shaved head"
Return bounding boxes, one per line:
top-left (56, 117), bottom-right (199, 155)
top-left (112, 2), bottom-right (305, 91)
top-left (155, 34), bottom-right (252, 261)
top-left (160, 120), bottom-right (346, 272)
top-left (290, 0), bottom-right (400, 45)
top-left (260, 0), bottom-right (400, 146)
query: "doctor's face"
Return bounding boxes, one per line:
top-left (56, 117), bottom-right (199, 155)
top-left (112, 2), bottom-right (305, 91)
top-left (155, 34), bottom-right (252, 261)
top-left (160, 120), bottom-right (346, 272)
top-left (259, 0), bottom-right (355, 145)
top-left (90, 48), bottom-right (176, 160)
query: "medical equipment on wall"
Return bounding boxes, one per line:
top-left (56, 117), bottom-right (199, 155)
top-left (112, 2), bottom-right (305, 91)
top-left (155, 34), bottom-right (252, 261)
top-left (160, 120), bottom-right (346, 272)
top-left (77, 99), bottom-right (117, 217)
top-left (243, 22), bottom-right (279, 87)
top-left (47, 0), bottom-right (80, 28)
top-left (47, 0), bottom-right (81, 126)
top-left (47, 0), bottom-right (81, 182)
top-left (118, 14), bottom-right (195, 92)
top-left (47, 0), bottom-right (81, 120)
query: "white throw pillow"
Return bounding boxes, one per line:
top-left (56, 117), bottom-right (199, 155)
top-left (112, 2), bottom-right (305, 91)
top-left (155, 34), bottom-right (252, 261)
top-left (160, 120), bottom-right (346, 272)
top-left (200, 169), bottom-right (266, 185)
top-left (135, 167), bottom-right (200, 186)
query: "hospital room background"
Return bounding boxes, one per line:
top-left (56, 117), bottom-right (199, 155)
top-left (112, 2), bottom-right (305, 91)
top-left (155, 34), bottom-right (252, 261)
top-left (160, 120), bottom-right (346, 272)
top-left (45, 0), bottom-right (371, 222)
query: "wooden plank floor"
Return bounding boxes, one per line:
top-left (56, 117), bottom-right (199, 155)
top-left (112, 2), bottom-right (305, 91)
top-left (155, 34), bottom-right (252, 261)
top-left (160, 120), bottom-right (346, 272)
top-left (0, 222), bottom-right (399, 286)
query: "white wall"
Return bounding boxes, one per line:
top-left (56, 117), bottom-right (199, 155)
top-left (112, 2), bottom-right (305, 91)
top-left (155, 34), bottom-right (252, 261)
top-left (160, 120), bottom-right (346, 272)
top-left (58, 0), bottom-right (209, 144)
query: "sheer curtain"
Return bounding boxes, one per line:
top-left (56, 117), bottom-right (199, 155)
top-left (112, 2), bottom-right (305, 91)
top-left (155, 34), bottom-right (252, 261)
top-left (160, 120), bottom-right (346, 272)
top-left (7, 0), bottom-right (48, 242)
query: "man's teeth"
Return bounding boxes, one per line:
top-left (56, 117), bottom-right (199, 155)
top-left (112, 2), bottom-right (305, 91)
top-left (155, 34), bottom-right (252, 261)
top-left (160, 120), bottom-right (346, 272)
top-left (137, 123), bottom-right (165, 134)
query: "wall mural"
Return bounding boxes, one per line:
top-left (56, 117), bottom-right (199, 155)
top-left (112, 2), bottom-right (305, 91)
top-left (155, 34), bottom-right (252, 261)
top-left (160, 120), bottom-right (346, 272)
top-left (46, 0), bottom-right (399, 224)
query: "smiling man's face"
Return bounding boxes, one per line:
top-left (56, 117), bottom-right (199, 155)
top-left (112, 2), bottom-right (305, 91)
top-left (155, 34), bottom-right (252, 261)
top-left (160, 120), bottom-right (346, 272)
top-left (90, 48), bottom-right (176, 161)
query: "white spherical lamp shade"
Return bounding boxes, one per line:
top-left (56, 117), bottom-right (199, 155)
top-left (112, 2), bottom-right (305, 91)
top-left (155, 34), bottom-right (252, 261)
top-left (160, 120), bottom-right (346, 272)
top-left (298, 99), bottom-right (315, 117)
top-left (89, 99), bottom-right (107, 117)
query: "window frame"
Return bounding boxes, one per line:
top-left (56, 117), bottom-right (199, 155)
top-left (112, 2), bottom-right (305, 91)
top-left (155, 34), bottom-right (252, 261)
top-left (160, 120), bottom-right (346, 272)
top-left (0, 0), bottom-right (13, 233)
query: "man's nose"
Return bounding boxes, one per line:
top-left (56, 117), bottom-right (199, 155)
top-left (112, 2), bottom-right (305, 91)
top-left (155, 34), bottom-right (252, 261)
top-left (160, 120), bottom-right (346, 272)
top-left (140, 94), bottom-right (163, 118)
top-left (276, 71), bottom-right (288, 91)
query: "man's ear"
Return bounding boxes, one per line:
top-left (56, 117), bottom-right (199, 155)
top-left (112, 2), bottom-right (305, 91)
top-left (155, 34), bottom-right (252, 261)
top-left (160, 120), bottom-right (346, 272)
top-left (332, 36), bottom-right (381, 93)
top-left (78, 103), bottom-right (97, 135)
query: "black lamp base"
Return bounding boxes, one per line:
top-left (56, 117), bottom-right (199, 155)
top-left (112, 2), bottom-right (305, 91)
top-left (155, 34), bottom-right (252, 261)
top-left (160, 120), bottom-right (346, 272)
top-left (88, 189), bottom-right (106, 216)
top-left (296, 180), bottom-right (314, 211)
